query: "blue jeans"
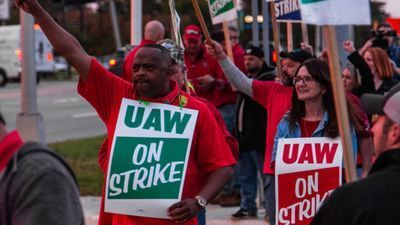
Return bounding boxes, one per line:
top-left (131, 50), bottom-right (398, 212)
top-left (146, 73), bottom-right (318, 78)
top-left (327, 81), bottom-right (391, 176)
top-left (238, 150), bottom-right (265, 213)
top-left (217, 103), bottom-right (235, 134)
top-left (197, 209), bottom-right (206, 225)
top-left (218, 104), bottom-right (240, 193)
top-left (265, 174), bottom-right (275, 225)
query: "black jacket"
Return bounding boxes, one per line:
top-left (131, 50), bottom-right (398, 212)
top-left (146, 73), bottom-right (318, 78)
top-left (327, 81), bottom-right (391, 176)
top-left (235, 62), bottom-right (275, 152)
top-left (347, 51), bottom-right (376, 97)
top-left (347, 51), bottom-right (398, 95)
top-left (311, 148), bottom-right (400, 225)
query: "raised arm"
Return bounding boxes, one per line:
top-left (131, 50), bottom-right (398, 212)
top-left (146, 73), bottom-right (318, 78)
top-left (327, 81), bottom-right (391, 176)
top-left (14, 0), bottom-right (91, 81)
top-left (343, 40), bottom-right (376, 96)
top-left (205, 40), bottom-right (254, 97)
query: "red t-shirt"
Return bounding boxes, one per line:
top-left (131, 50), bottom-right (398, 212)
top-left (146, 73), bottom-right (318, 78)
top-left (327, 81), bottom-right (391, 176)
top-left (122, 39), bottom-right (156, 81)
top-left (78, 59), bottom-right (235, 225)
top-left (232, 44), bottom-right (246, 73)
top-left (299, 118), bottom-right (321, 138)
top-left (185, 50), bottom-right (220, 105)
top-left (212, 66), bottom-right (237, 108)
top-left (0, 131), bottom-right (24, 172)
top-left (252, 80), bottom-right (293, 174)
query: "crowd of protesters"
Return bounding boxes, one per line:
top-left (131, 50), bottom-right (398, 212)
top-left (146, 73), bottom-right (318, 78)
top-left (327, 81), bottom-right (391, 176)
top-left (2, 0), bottom-right (400, 225)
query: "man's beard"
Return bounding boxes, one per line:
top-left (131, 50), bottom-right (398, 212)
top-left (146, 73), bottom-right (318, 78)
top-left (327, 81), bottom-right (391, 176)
top-left (246, 66), bottom-right (260, 74)
top-left (281, 71), bottom-right (294, 86)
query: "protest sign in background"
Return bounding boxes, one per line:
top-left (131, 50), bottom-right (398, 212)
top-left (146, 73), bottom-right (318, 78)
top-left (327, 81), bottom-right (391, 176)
top-left (207, 0), bottom-right (237, 25)
top-left (275, 137), bottom-right (343, 225)
top-left (105, 98), bottom-right (198, 219)
top-left (275, 0), bottom-right (302, 22)
top-left (169, 0), bottom-right (184, 49)
top-left (299, 0), bottom-right (370, 25)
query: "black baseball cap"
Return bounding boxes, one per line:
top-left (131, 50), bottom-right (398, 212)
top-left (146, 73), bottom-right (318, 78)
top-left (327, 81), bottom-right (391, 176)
top-left (279, 49), bottom-right (313, 63)
top-left (245, 46), bottom-right (264, 59)
top-left (361, 83), bottom-right (400, 125)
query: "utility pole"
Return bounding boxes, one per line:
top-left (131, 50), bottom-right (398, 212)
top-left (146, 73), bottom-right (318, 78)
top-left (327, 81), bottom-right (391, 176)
top-left (251, 0), bottom-right (259, 47)
top-left (109, 0), bottom-right (122, 49)
top-left (16, 10), bottom-right (46, 143)
top-left (131, 0), bottom-right (142, 45)
top-left (262, 0), bottom-right (270, 64)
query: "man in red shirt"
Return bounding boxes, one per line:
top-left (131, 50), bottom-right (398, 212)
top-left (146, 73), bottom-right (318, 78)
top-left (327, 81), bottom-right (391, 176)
top-left (16, 1), bottom-right (235, 225)
top-left (122, 20), bottom-right (165, 81)
top-left (183, 25), bottom-right (234, 109)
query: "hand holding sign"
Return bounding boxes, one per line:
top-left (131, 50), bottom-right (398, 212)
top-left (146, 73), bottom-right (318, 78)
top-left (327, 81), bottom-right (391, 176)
top-left (205, 40), bottom-right (226, 60)
top-left (168, 198), bottom-right (201, 223)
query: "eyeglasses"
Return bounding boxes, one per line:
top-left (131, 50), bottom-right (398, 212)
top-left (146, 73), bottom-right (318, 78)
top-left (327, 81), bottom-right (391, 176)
top-left (293, 75), bottom-right (316, 85)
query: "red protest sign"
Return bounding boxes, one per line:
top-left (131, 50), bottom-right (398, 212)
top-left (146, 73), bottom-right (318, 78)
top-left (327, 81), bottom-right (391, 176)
top-left (275, 138), bottom-right (343, 225)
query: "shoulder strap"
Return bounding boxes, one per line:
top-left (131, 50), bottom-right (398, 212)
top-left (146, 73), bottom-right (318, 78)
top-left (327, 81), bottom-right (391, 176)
top-left (4, 142), bottom-right (78, 225)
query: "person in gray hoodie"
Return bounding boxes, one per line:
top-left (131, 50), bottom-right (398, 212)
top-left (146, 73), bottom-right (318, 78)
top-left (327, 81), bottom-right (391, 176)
top-left (0, 111), bottom-right (84, 225)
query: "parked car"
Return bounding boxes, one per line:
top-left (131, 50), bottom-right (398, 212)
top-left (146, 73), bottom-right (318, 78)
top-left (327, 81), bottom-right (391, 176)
top-left (108, 45), bottom-right (134, 77)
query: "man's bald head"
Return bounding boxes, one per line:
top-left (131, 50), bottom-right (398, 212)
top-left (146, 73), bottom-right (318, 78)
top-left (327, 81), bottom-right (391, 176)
top-left (144, 20), bottom-right (165, 42)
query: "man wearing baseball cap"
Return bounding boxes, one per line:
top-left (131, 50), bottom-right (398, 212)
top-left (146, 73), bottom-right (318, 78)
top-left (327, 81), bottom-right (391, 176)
top-left (231, 46), bottom-right (275, 220)
top-left (279, 49), bottom-right (314, 86)
top-left (311, 83), bottom-right (400, 225)
top-left (183, 25), bottom-right (222, 107)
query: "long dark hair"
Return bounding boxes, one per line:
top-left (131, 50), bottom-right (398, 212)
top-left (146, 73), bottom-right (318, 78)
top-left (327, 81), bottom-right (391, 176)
top-left (288, 58), bottom-right (363, 137)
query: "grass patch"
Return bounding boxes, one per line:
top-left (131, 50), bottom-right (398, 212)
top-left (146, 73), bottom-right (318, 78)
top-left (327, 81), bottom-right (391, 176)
top-left (49, 135), bottom-right (105, 196)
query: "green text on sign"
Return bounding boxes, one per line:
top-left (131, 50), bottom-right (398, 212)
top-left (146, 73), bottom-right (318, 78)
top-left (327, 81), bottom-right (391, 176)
top-left (209, 0), bottom-right (235, 17)
top-left (108, 137), bottom-right (189, 199)
top-left (124, 105), bottom-right (191, 135)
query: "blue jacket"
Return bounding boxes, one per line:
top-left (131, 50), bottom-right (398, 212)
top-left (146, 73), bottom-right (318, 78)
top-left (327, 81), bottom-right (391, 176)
top-left (271, 111), bottom-right (358, 164)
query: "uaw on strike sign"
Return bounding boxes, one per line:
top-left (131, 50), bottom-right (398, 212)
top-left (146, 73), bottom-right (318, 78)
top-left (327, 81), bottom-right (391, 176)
top-left (275, 137), bottom-right (343, 225)
top-left (105, 98), bottom-right (198, 218)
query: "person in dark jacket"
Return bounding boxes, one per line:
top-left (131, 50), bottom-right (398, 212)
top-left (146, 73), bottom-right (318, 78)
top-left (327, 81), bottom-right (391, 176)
top-left (342, 40), bottom-right (375, 177)
top-left (311, 84), bottom-right (400, 225)
top-left (362, 47), bottom-right (398, 95)
top-left (231, 46), bottom-right (275, 220)
top-left (0, 111), bottom-right (84, 225)
top-left (342, 40), bottom-right (376, 97)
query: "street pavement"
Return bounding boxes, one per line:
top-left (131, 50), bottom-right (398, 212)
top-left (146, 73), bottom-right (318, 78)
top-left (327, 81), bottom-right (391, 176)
top-left (81, 197), bottom-right (270, 225)
top-left (2, 80), bottom-right (269, 224)
top-left (0, 80), bottom-right (106, 143)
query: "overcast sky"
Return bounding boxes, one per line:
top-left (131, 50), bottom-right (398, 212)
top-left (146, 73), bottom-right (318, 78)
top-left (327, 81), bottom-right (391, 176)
top-left (380, 0), bottom-right (400, 18)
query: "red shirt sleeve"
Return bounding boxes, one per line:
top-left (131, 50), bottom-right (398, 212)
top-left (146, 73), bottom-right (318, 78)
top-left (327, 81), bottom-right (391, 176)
top-left (197, 97), bottom-right (239, 160)
top-left (195, 102), bottom-right (236, 173)
top-left (252, 80), bottom-right (273, 108)
top-left (77, 58), bottom-right (133, 124)
top-left (122, 49), bottom-right (138, 81)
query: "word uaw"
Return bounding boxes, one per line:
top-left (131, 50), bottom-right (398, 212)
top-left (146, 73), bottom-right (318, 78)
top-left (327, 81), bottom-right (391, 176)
top-left (278, 172), bottom-right (334, 225)
top-left (124, 105), bottom-right (191, 134)
top-left (275, 0), bottom-right (300, 17)
top-left (109, 140), bottom-right (184, 196)
top-left (282, 142), bottom-right (339, 164)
